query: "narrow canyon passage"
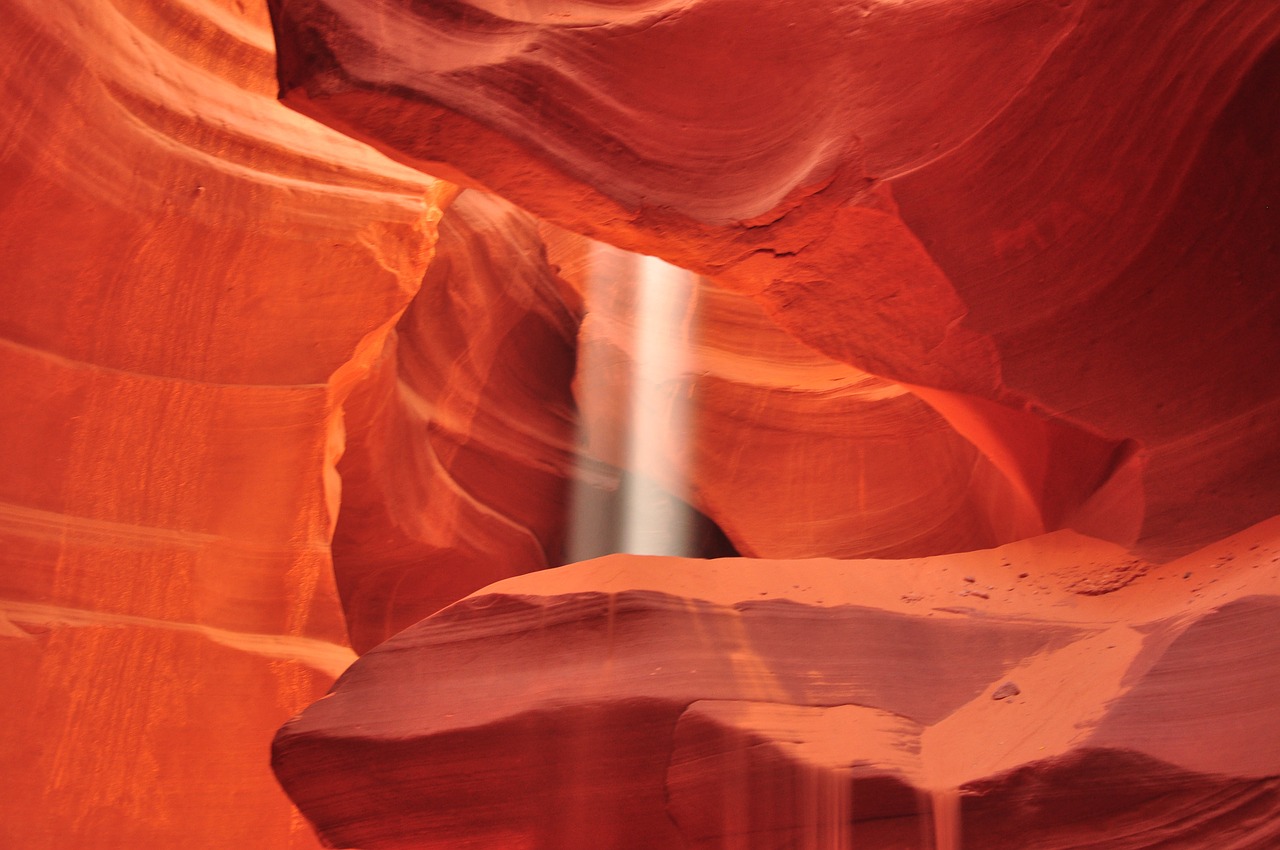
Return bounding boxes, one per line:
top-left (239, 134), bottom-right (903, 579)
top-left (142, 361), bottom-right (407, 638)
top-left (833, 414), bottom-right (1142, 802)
top-left (1, 0), bottom-right (1278, 848)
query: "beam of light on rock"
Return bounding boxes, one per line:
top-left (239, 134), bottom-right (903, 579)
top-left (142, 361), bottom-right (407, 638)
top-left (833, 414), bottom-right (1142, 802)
top-left (567, 244), bottom-right (697, 562)
top-left (619, 253), bottom-right (696, 556)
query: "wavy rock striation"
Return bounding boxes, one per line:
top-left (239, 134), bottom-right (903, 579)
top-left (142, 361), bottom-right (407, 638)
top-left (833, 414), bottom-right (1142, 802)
top-left (4, 0), bottom-right (1279, 847)
top-left (549, 229), bottom-right (1039, 561)
top-left (273, 519), bottom-right (1280, 849)
top-left (269, 0), bottom-right (1280, 558)
top-left (0, 0), bottom-right (441, 846)
top-left (330, 189), bottom-right (582, 651)
top-left (257, 2), bottom-right (1280, 846)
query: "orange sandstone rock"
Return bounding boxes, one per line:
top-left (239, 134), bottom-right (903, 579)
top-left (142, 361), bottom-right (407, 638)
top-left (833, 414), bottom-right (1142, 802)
top-left (268, 0), bottom-right (1280, 558)
top-left (2, 0), bottom-right (1278, 847)
top-left (0, 0), bottom-right (441, 846)
top-left (331, 190), bottom-right (582, 651)
top-left (273, 520), bottom-right (1280, 849)
top-left (551, 231), bottom-right (1039, 560)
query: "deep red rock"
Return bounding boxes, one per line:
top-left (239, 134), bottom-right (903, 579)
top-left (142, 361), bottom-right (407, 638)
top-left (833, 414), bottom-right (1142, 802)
top-left (269, 0), bottom-right (1280, 557)
top-left (551, 230), bottom-right (1039, 560)
top-left (329, 189), bottom-right (583, 651)
top-left (3, 0), bottom-right (1279, 847)
top-left (273, 520), bottom-right (1280, 849)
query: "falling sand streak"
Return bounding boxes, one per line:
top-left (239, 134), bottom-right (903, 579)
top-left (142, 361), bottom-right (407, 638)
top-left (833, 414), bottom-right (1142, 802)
top-left (802, 765), bottom-right (852, 850)
top-left (621, 254), bottom-right (697, 556)
top-left (931, 787), bottom-right (963, 850)
top-left (568, 245), bottom-right (700, 560)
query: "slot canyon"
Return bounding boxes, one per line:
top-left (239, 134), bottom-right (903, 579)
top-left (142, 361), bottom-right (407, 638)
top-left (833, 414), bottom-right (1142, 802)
top-left (2, 0), bottom-right (1279, 847)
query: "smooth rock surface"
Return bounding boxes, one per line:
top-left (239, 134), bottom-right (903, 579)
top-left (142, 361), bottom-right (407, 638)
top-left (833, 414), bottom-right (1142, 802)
top-left (0, 0), bottom-right (440, 846)
top-left (331, 189), bottom-right (582, 651)
top-left (273, 519), bottom-right (1280, 849)
top-left (269, 0), bottom-right (1280, 558)
top-left (549, 229), bottom-right (1040, 560)
top-left (5, 0), bottom-right (1279, 847)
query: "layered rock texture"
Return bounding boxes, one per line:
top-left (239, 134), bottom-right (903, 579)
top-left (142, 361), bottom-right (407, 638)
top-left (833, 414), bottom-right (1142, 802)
top-left (1, 0), bottom-right (439, 846)
top-left (4, 0), bottom-right (1279, 847)
top-left (329, 189), bottom-right (582, 652)
top-left (275, 523), bottom-right (1280, 849)
top-left (262, 0), bottom-right (1280, 846)
top-left (270, 0), bottom-right (1280, 559)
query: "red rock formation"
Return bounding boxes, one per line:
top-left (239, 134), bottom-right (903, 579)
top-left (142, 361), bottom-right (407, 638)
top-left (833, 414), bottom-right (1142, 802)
top-left (4, 0), bottom-right (1279, 847)
top-left (273, 519), bottom-right (1280, 849)
top-left (331, 191), bottom-right (1051, 653)
top-left (330, 189), bottom-right (582, 651)
top-left (551, 230), bottom-right (1039, 560)
top-left (259, 2), bottom-right (1280, 845)
top-left (269, 0), bottom-right (1280, 557)
top-left (0, 0), bottom-right (441, 846)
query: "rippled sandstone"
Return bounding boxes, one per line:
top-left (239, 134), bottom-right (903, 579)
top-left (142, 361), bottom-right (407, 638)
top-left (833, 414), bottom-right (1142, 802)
top-left (0, 0), bottom-right (441, 846)
top-left (270, 0), bottom-right (1280, 557)
top-left (4, 0), bottom-right (1279, 847)
top-left (274, 520), bottom-right (1280, 849)
top-left (262, 1), bottom-right (1280, 847)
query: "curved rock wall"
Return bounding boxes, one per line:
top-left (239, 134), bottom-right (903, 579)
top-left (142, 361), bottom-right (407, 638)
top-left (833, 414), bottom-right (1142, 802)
top-left (269, 0), bottom-right (1280, 558)
top-left (4, 0), bottom-right (1279, 847)
top-left (274, 522), bottom-right (1280, 849)
top-left (260, 1), bottom-right (1280, 847)
top-left (0, 0), bottom-right (440, 846)
top-left (552, 230), bottom-right (1038, 560)
top-left (331, 189), bottom-right (582, 651)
